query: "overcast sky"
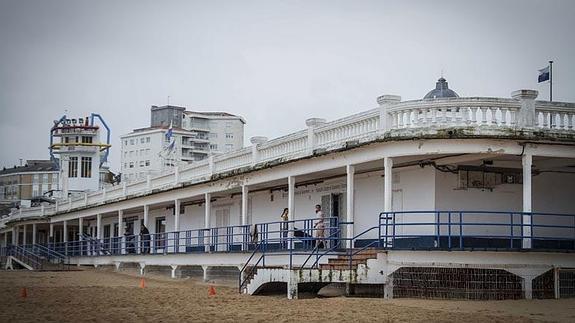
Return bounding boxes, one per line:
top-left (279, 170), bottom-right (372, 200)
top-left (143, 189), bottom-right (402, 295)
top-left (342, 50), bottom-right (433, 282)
top-left (1, 0), bottom-right (574, 172)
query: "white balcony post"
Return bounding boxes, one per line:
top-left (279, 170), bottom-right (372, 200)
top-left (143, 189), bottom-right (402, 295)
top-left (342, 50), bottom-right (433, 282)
top-left (377, 95), bottom-right (402, 131)
top-left (146, 175), bottom-right (151, 190)
top-left (522, 153), bottom-right (533, 249)
top-left (118, 210), bottom-right (124, 254)
top-left (305, 118), bottom-right (326, 154)
top-left (49, 223), bottom-right (54, 243)
top-left (22, 224), bottom-right (27, 245)
top-left (384, 157), bottom-right (393, 212)
top-left (32, 223), bottom-right (37, 245)
top-left (96, 214), bottom-right (102, 240)
top-left (241, 185), bottom-right (249, 225)
top-left (512, 90), bottom-right (538, 128)
top-left (143, 205), bottom-right (149, 228)
top-left (174, 166), bottom-right (180, 184)
top-left (250, 137), bottom-right (268, 166)
top-left (63, 220), bottom-right (68, 255)
top-left (204, 193), bottom-right (211, 252)
top-left (287, 176), bottom-right (296, 249)
top-left (12, 227), bottom-right (17, 245)
top-left (204, 193), bottom-right (211, 229)
top-left (346, 165), bottom-right (355, 248)
top-left (78, 217), bottom-right (83, 238)
top-left (174, 199), bottom-right (181, 232)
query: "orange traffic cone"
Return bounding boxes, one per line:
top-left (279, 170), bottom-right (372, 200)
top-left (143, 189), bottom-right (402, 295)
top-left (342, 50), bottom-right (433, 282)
top-left (208, 285), bottom-right (216, 296)
top-left (139, 278), bottom-right (146, 288)
top-left (20, 287), bottom-right (27, 299)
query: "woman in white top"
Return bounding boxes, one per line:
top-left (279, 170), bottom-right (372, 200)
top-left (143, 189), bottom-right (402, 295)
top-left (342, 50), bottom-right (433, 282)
top-left (313, 204), bottom-right (326, 248)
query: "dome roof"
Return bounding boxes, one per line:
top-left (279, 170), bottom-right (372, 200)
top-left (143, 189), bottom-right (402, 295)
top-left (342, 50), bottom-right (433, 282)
top-left (423, 77), bottom-right (459, 99)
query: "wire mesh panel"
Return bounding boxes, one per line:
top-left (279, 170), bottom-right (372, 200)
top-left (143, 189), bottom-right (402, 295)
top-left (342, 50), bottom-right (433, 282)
top-left (391, 267), bottom-right (523, 300)
top-left (532, 269), bottom-right (554, 299)
top-left (560, 269), bottom-right (575, 298)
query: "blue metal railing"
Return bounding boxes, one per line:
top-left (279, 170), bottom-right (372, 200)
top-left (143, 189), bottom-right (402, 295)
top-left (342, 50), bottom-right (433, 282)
top-left (26, 210), bottom-right (575, 262)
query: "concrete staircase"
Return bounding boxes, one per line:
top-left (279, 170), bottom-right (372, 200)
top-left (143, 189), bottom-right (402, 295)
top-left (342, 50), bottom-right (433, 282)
top-left (319, 249), bottom-right (379, 270)
top-left (243, 250), bottom-right (389, 297)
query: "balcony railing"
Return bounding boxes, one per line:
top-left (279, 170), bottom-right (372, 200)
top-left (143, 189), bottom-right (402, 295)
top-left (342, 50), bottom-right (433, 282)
top-left (32, 211), bottom-right (575, 259)
top-left (6, 91), bottom-right (575, 220)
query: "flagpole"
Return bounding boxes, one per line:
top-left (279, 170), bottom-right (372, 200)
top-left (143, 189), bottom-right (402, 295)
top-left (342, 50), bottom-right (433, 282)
top-left (549, 60), bottom-right (553, 102)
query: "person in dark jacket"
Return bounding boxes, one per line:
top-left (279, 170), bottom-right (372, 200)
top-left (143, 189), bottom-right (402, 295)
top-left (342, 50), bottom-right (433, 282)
top-left (140, 225), bottom-right (151, 254)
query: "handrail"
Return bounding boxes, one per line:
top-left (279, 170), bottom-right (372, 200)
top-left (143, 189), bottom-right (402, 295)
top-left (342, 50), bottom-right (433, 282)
top-left (238, 242), bottom-right (264, 293)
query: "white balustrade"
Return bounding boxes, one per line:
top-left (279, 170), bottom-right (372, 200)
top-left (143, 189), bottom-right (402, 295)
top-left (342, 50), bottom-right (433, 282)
top-left (6, 94), bottom-right (574, 222)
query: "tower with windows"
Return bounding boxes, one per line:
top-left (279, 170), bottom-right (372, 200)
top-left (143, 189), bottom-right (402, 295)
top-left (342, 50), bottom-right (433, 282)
top-left (50, 114), bottom-right (111, 197)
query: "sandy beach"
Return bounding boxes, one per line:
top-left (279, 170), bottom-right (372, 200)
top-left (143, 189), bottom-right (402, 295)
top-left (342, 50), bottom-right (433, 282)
top-left (1, 269), bottom-right (574, 322)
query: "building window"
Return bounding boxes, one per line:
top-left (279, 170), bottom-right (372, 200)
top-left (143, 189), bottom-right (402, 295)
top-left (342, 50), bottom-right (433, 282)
top-left (210, 144), bottom-right (218, 150)
top-left (146, 137), bottom-right (150, 143)
top-left (51, 174), bottom-right (58, 190)
top-left (33, 174), bottom-right (39, 184)
top-left (130, 139), bottom-right (134, 145)
top-left (225, 133), bottom-right (234, 139)
top-left (81, 157), bottom-right (92, 178)
top-left (32, 185), bottom-right (39, 197)
top-left (124, 140), bottom-right (128, 146)
top-left (129, 162), bottom-right (134, 168)
top-left (81, 136), bottom-right (93, 144)
top-left (225, 144), bottom-right (234, 151)
top-left (139, 161), bottom-right (145, 167)
top-left (145, 160), bottom-right (150, 166)
top-left (146, 148), bottom-right (150, 155)
top-left (69, 157), bottom-right (78, 178)
top-left (140, 138), bottom-right (145, 144)
top-left (42, 174), bottom-right (49, 184)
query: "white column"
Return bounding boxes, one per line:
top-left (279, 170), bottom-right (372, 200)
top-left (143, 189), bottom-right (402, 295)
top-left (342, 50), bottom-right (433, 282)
top-left (96, 214), bottom-right (102, 240)
top-left (241, 185), bottom-right (249, 225)
top-left (522, 153), bottom-right (533, 249)
top-left (78, 217), bottom-right (83, 238)
top-left (204, 193), bottom-right (211, 229)
top-left (63, 221), bottom-right (68, 242)
top-left (143, 205), bottom-right (149, 228)
top-left (118, 210), bottom-right (124, 236)
top-left (49, 223), bottom-right (54, 242)
top-left (287, 176), bottom-right (296, 249)
top-left (288, 176), bottom-right (296, 220)
top-left (23, 224), bottom-right (27, 245)
top-left (384, 157), bottom-right (393, 212)
top-left (118, 210), bottom-right (124, 254)
top-left (174, 199), bottom-right (181, 231)
top-left (204, 193), bottom-right (211, 252)
top-left (3, 232), bottom-right (7, 246)
top-left (32, 223), bottom-right (37, 245)
top-left (346, 165), bottom-right (355, 248)
top-left (12, 227), bottom-right (17, 245)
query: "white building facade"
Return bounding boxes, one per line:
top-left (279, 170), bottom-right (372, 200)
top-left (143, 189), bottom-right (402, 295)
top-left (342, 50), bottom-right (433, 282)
top-left (2, 81), bottom-right (575, 300)
top-left (120, 106), bottom-right (245, 182)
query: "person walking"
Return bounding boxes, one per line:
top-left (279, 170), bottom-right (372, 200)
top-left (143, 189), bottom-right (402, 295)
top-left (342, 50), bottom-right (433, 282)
top-left (140, 224), bottom-right (150, 254)
top-left (313, 204), bottom-right (326, 249)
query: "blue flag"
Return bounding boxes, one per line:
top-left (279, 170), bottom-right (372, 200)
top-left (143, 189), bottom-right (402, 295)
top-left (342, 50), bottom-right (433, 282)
top-left (165, 121), bottom-right (173, 141)
top-left (538, 66), bottom-right (550, 83)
